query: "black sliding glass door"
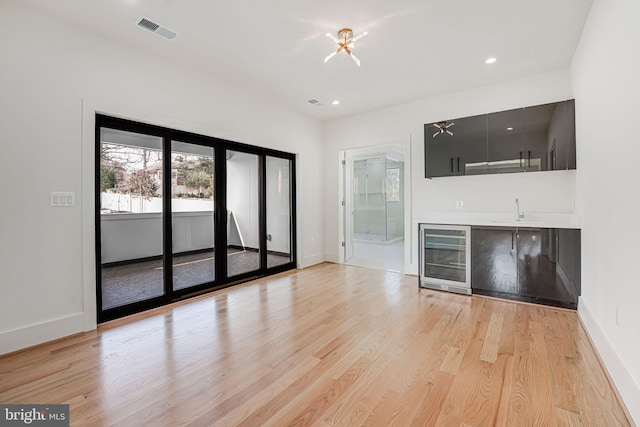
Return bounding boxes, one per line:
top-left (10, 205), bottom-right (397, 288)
top-left (99, 127), bottom-right (166, 311)
top-left (96, 115), bottom-right (296, 322)
top-left (266, 156), bottom-right (294, 268)
top-left (170, 141), bottom-right (216, 291)
top-left (226, 150), bottom-right (262, 278)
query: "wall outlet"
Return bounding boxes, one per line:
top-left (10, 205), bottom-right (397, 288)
top-left (456, 200), bottom-right (464, 211)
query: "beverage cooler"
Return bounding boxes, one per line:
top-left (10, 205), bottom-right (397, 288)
top-left (419, 223), bottom-right (471, 295)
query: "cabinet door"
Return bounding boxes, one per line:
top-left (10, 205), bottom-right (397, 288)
top-left (424, 123), bottom-right (457, 177)
top-left (471, 227), bottom-right (517, 294)
top-left (488, 108), bottom-right (524, 173)
top-left (524, 103), bottom-right (554, 171)
top-left (526, 101), bottom-right (568, 171)
top-left (559, 228), bottom-right (581, 298)
top-left (566, 100), bottom-right (577, 170)
top-left (456, 114), bottom-right (488, 175)
top-left (517, 228), bottom-right (577, 306)
top-left (571, 229), bottom-right (581, 294)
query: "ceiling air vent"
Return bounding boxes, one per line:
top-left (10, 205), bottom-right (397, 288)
top-left (136, 16), bottom-right (178, 40)
top-left (307, 99), bottom-right (324, 107)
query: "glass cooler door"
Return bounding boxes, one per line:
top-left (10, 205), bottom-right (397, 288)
top-left (419, 224), bottom-right (471, 291)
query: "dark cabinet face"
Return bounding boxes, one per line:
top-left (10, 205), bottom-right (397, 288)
top-left (523, 100), bottom-right (576, 171)
top-left (524, 102), bottom-right (558, 171)
top-left (425, 115), bottom-right (487, 177)
top-left (424, 99), bottom-right (576, 178)
top-left (487, 108), bottom-right (524, 173)
top-left (425, 123), bottom-right (457, 177)
top-left (566, 99), bottom-right (576, 169)
top-left (516, 228), bottom-right (579, 306)
top-left (471, 226), bottom-right (580, 308)
top-left (471, 227), bottom-right (517, 293)
top-left (456, 115), bottom-right (488, 175)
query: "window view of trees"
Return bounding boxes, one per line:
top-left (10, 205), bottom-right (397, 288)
top-left (100, 166), bottom-right (117, 192)
top-left (126, 170), bottom-right (159, 200)
top-left (100, 142), bottom-right (214, 214)
top-left (173, 154), bottom-right (213, 199)
top-left (100, 143), bottom-right (163, 213)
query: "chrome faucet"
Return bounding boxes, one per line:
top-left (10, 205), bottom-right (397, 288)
top-left (515, 198), bottom-right (525, 221)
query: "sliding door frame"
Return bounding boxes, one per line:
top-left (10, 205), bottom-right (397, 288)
top-left (95, 114), bottom-right (297, 322)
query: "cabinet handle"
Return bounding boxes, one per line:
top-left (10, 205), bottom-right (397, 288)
top-left (457, 157), bottom-right (460, 173)
top-left (528, 150), bottom-right (531, 167)
top-left (512, 232), bottom-right (514, 250)
top-left (519, 151), bottom-right (523, 168)
top-left (450, 157), bottom-right (454, 173)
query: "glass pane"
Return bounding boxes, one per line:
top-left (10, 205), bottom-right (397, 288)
top-left (423, 228), bottom-right (467, 282)
top-left (171, 142), bottom-right (215, 290)
top-left (226, 151), bottom-right (260, 276)
top-left (524, 101), bottom-right (565, 171)
top-left (385, 159), bottom-right (404, 242)
top-left (99, 128), bottom-right (164, 309)
top-left (487, 108), bottom-right (524, 173)
top-left (266, 156), bottom-right (292, 268)
top-left (353, 157), bottom-right (386, 242)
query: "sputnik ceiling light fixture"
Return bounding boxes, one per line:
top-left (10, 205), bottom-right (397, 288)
top-left (324, 28), bottom-right (368, 67)
top-left (432, 121), bottom-right (455, 137)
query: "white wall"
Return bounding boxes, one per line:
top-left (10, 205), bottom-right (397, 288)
top-left (266, 157), bottom-right (292, 254)
top-left (0, 1), bottom-right (324, 354)
top-left (571, 0), bottom-right (640, 422)
top-left (324, 70), bottom-right (576, 274)
top-left (100, 212), bottom-right (217, 263)
top-left (226, 152), bottom-right (260, 249)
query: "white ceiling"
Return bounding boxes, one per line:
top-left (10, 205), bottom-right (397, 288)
top-left (22, 0), bottom-right (593, 121)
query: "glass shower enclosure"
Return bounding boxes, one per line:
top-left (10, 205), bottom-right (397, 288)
top-left (353, 157), bottom-right (404, 242)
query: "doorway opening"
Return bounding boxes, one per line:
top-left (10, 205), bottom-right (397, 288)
top-left (341, 144), bottom-right (406, 273)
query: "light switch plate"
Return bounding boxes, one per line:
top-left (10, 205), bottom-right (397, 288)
top-left (51, 192), bottom-right (75, 207)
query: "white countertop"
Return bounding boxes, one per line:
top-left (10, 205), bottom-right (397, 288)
top-left (416, 212), bottom-right (581, 229)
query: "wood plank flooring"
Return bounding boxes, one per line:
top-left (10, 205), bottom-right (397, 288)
top-left (0, 263), bottom-right (632, 426)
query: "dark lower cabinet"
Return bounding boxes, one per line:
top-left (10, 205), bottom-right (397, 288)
top-left (471, 227), bottom-right (517, 294)
top-left (471, 226), bottom-right (580, 309)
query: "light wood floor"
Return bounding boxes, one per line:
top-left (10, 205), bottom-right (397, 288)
top-left (0, 263), bottom-right (632, 426)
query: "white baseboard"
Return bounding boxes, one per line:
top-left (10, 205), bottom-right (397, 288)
top-left (299, 253), bottom-right (326, 269)
top-left (323, 251), bottom-right (339, 264)
top-left (0, 313), bottom-right (85, 356)
top-left (578, 298), bottom-right (639, 426)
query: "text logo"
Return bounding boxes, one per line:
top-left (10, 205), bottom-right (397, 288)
top-left (0, 405), bottom-right (69, 426)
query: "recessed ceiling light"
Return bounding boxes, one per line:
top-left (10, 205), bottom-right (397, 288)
top-left (332, 100), bottom-right (340, 105)
top-left (485, 57), bottom-right (497, 64)
top-left (507, 127), bottom-right (514, 131)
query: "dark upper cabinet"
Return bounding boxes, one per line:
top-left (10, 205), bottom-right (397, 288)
top-left (487, 108), bottom-right (525, 173)
top-left (425, 99), bottom-right (576, 178)
top-left (457, 115), bottom-right (488, 175)
top-left (425, 114), bottom-right (487, 177)
top-left (525, 100), bottom-right (571, 171)
top-left (524, 102), bottom-right (557, 171)
top-left (425, 122), bottom-right (458, 177)
top-left (566, 99), bottom-right (577, 169)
